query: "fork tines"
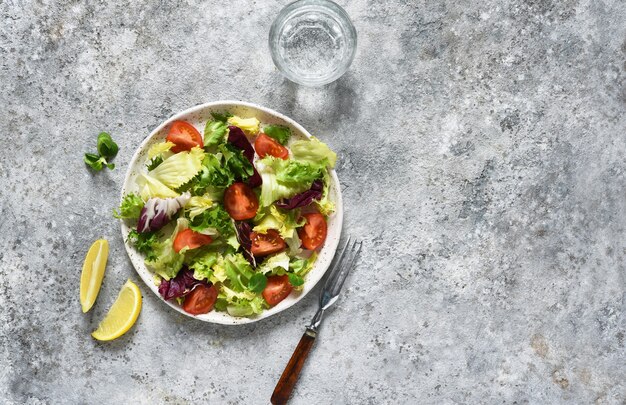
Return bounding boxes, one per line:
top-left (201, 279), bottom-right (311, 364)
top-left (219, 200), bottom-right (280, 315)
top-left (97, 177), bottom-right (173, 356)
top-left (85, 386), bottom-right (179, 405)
top-left (320, 237), bottom-right (362, 308)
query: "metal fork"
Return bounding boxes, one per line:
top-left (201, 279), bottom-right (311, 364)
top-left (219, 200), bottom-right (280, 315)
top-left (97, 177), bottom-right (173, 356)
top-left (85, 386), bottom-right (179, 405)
top-left (271, 237), bottom-right (362, 405)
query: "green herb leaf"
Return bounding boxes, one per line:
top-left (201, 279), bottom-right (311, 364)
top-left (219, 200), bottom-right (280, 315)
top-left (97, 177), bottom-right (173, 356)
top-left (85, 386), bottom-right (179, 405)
top-left (287, 272), bottom-right (304, 287)
top-left (204, 120), bottom-right (228, 147)
top-left (84, 153), bottom-right (105, 171)
top-left (211, 111), bottom-right (233, 123)
top-left (263, 125), bottom-right (291, 145)
top-left (96, 132), bottom-right (119, 158)
top-left (248, 273), bottom-right (268, 293)
top-left (113, 193), bottom-right (145, 219)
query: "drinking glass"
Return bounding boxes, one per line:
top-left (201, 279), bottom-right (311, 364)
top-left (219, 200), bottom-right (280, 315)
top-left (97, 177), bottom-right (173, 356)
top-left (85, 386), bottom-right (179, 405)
top-left (269, 0), bottom-right (357, 86)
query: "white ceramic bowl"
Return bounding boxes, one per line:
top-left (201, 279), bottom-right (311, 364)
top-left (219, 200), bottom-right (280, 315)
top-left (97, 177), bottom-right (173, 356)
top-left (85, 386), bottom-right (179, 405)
top-left (120, 100), bottom-right (343, 325)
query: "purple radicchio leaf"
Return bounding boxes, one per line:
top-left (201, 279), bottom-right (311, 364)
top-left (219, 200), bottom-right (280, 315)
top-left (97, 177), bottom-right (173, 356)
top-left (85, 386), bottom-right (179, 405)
top-left (275, 179), bottom-right (323, 210)
top-left (227, 126), bottom-right (262, 188)
top-left (227, 126), bottom-right (254, 160)
top-left (235, 221), bottom-right (256, 267)
top-left (158, 267), bottom-right (209, 301)
top-left (137, 192), bottom-right (190, 233)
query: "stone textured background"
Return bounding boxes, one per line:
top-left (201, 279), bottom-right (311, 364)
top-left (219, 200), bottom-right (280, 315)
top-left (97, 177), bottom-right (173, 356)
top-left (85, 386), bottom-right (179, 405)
top-left (1, 0), bottom-right (625, 404)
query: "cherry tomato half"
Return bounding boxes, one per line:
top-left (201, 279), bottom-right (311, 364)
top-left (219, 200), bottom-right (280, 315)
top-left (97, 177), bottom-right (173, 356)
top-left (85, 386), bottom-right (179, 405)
top-left (262, 275), bottom-right (293, 306)
top-left (254, 133), bottom-right (289, 159)
top-left (166, 120), bottom-right (203, 153)
top-left (173, 229), bottom-right (213, 253)
top-left (298, 213), bottom-right (327, 250)
top-left (224, 182), bottom-right (259, 220)
top-left (182, 284), bottom-right (217, 315)
top-left (250, 229), bottom-right (286, 256)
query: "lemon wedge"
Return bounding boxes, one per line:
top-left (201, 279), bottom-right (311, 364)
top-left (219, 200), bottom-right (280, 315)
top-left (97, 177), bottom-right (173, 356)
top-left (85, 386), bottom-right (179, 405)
top-left (92, 280), bottom-right (142, 341)
top-left (80, 239), bottom-right (109, 313)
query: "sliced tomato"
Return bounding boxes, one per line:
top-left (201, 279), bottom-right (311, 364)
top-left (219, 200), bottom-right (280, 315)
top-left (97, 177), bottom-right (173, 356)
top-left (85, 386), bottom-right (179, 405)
top-left (224, 182), bottom-right (259, 220)
top-left (262, 275), bottom-right (293, 306)
top-left (298, 213), bottom-right (327, 250)
top-left (173, 229), bottom-right (213, 253)
top-left (166, 120), bottom-right (203, 153)
top-left (254, 133), bottom-right (289, 159)
top-left (182, 284), bottom-right (217, 315)
top-left (250, 229), bottom-right (286, 256)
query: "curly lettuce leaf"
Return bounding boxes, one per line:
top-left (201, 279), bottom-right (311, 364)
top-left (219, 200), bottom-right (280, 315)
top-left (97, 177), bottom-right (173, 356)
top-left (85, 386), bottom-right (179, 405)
top-left (225, 296), bottom-right (266, 317)
top-left (139, 173), bottom-right (180, 200)
top-left (253, 205), bottom-right (304, 241)
top-left (290, 252), bottom-right (318, 277)
top-left (227, 115), bottom-right (260, 136)
top-left (219, 143), bottom-right (254, 181)
top-left (148, 141), bottom-right (175, 159)
top-left (223, 253), bottom-right (254, 291)
top-left (186, 195), bottom-right (214, 219)
top-left (263, 125), bottom-right (291, 145)
top-left (189, 251), bottom-right (220, 281)
top-left (145, 218), bottom-right (188, 280)
top-left (149, 146), bottom-right (205, 189)
top-left (257, 252), bottom-right (290, 275)
top-left (113, 193), bottom-right (144, 219)
top-left (256, 158), bottom-right (313, 207)
top-left (316, 169), bottom-right (335, 215)
top-left (204, 120), bottom-right (228, 147)
top-left (290, 136), bottom-right (337, 168)
top-left (127, 229), bottom-right (159, 261)
top-left (189, 204), bottom-right (234, 236)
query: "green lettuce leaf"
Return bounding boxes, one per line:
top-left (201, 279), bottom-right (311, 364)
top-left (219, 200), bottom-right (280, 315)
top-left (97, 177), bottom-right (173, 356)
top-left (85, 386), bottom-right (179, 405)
top-left (179, 146), bottom-right (252, 195)
top-left (276, 159), bottom-right (324, 185)
top-left (227, 115), bottom-right (260, 135)
top-left (223, 253), bottom-right (254, 291)
top-left (316, 169), bottom-right (335, 215)
top-left (149, 146), bottom-right (205, 189)
top-left (204, 120), bottom-right (228, 147)
top-left (145, 218), bottom-right (188, 280)
top-left (257, 252), bottom-right (290, 275)
top-left (253, 205), bottom-right (305, 248)
top-left (225, 296), bottom-right (266, 317)
top-left (189, 204), bottom-right (234, 237)
top-left (127, 229), bottom-right (159, 261)
top-left (186, 195), bottom-right (214, 219)
top-left (257, 158), bottom-right (314, 207)
top-left (290, 252), bottom-right (318, 277)
top-left (139, 173), bottom-right (180, 200)
top-left (263, 125), bottom-right (291, 145)
top-left (290, 136), bottom-right (337, 168)
top-left (189, 251), bottom-right (220, 281)
top-left (113, 193), bottom-right (144, 219)
top-left (219, 143), bottom-right (254, 181)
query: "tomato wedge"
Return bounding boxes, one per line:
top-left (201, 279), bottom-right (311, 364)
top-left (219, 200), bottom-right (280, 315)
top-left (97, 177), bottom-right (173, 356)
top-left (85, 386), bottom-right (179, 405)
top-left (298, 213), bottom-right (327, 250)
top-left (182, 284), bottom-right (217, 315)
top-left (254, 133), bottom-right (289, 159)
top-left (166, 120), bottom-right (203, 153)
top-left (250, 229), bottom-right (286, 256)
top-left (262, 275), bottom-right (293, 306)
top-left (224, 182), bottom-right (259, 220)
top-left (173, 229), bottom-right (213, 253)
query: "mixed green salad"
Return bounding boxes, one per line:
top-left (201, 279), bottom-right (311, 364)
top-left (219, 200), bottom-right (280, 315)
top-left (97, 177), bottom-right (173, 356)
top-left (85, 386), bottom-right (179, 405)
top-left (115, 112), bottom-right (337, 317)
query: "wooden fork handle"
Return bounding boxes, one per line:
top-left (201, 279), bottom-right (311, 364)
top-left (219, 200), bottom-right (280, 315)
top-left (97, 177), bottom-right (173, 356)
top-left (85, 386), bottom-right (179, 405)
top-left (271, 329), bottom-right (317, 405)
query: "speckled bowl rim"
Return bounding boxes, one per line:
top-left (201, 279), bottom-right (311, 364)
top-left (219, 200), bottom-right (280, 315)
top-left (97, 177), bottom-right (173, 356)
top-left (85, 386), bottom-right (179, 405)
top-left (120, 100), bottom-right (343, 325)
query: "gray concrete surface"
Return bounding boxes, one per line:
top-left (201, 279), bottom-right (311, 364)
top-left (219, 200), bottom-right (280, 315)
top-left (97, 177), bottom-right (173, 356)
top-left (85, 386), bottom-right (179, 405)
top-left (1, 0), bottom-right (625, 403)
